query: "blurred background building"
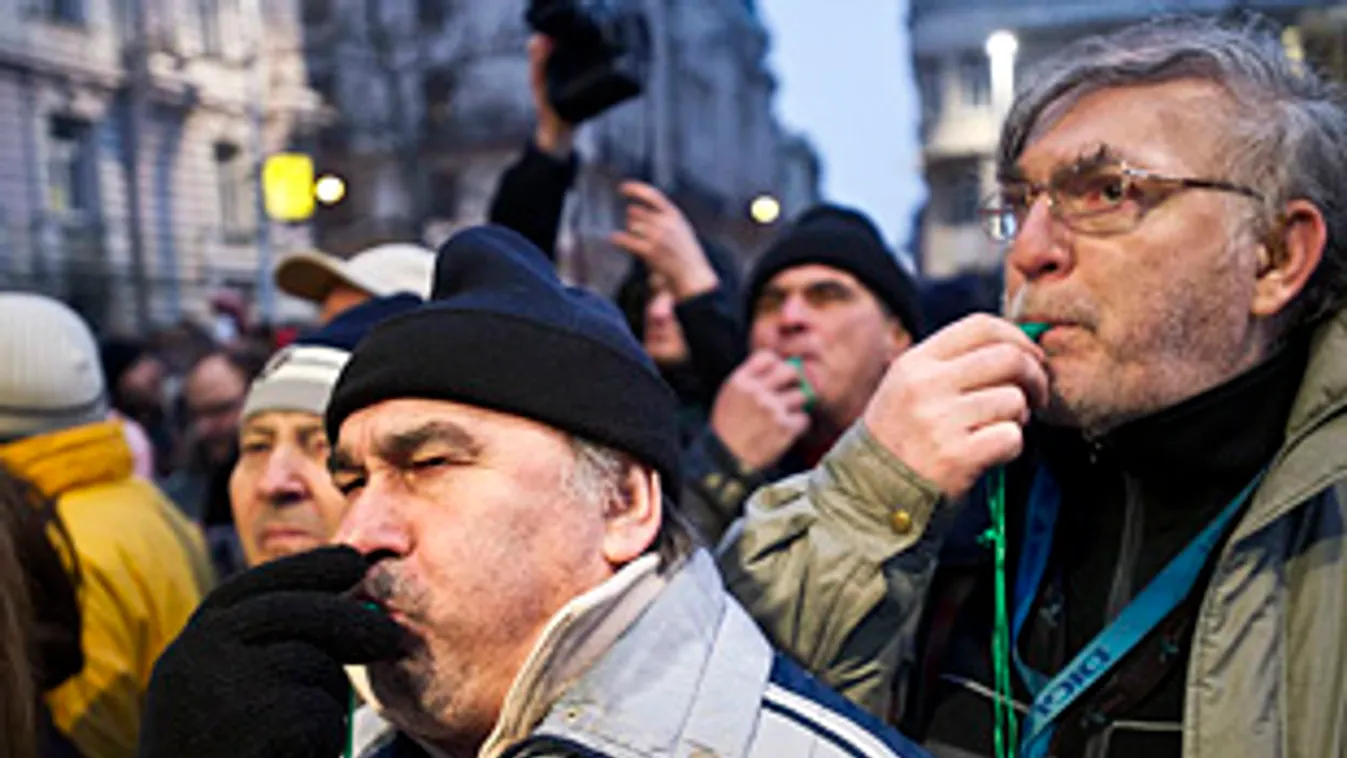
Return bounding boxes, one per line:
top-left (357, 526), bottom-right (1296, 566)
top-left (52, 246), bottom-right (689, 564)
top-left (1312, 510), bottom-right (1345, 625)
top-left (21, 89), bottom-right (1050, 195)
top-left (0, 0), bottom-right (819, 333)
top-left (301, 0), bottom-right (820, 295)
top-left (909, 0), bottom-right (1347, 278)
top-left (0, 0), bottom-right (323, 333)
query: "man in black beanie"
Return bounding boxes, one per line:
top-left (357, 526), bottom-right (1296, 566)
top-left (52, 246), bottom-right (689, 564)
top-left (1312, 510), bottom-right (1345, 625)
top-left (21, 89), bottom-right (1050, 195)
top-left (138, 225), bottom-right (928, 758)
top-left (682, 204), bottom-right (924, 541)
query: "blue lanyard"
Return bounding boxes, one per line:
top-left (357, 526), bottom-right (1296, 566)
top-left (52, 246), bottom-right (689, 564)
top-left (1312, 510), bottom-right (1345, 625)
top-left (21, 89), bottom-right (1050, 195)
top-left (1010, 468), bottom-right (1264, 757)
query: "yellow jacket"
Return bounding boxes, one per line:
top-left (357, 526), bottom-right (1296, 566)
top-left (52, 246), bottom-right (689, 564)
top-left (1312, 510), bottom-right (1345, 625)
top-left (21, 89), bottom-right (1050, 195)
top-left (0, 421), bottom-right (214, 758)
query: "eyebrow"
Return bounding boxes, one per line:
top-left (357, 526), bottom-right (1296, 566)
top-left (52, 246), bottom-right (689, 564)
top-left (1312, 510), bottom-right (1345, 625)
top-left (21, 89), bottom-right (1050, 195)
top-left (763, 277), bottom-right (859, 296)
top-left (1003, 142), bottom-right (1135, 185)
top-left (243, 418), bottom-right (325, 439)
top-left (329, 419), bottom-right (482, 476)
top-left (1069, 144), bottom-right (1125, 174)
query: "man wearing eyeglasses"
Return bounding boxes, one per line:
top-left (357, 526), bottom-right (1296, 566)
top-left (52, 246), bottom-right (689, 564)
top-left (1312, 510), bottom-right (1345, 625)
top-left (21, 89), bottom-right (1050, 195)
top-left (720, 17), bottom-right (1347, 758)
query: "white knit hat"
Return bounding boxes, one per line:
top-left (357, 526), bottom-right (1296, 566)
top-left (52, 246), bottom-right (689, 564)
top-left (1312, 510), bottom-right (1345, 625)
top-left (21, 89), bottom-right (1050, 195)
top-left (274, 243), bottom-right (436, 303)
top-left (240, 344), bottom-right (351, 421)
top-left (0, 293), bottom-right (108, 441)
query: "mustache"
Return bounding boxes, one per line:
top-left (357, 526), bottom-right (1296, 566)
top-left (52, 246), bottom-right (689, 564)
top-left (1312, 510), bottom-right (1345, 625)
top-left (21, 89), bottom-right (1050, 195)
top-left (356, 563), bottom-right (430, 626)
top-left (1003, 286), bottom-right (1099, 329)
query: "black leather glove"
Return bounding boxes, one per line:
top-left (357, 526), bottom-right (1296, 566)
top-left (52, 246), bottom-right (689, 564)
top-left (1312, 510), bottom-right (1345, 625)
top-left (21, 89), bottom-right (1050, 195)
top-left (139, 546), bottom-right (407, 758)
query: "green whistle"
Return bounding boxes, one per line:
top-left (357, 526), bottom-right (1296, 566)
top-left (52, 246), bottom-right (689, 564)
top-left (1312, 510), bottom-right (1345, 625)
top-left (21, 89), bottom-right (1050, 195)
top-left (1019, 322), bottom-right (1050, 342)
top-left (787, 357), bottom-right (816, 411)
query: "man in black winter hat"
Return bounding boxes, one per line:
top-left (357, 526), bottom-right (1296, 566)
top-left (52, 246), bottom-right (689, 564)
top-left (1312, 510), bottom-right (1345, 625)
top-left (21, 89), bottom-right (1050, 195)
top-left (139, 225), bottom-right (928, 758)
top-left (682, 204), bottom-right (925, 542)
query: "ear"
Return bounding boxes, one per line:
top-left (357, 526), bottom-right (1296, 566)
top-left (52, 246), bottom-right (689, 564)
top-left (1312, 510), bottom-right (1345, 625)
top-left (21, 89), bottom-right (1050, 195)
top-left (600, 468), bottom-right (663, 567)
top-left (884, 318), bottom-right (914, 361)
top-left (1252, 199), bottom-right (1326, 319)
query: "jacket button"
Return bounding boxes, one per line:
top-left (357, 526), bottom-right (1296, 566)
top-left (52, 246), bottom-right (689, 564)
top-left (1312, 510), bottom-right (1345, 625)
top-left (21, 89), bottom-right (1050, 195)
top-left (891, 509), bottom-right (914, 534)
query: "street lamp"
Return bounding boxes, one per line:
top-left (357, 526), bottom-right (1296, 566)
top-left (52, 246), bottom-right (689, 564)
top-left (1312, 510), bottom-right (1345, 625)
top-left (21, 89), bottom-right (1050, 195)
top-left (985, 30), bottom-right (1019, 119)
top-left (750, 194), bottom-right (781, 225)
top-left (314, 174), bottom-right (347, 205)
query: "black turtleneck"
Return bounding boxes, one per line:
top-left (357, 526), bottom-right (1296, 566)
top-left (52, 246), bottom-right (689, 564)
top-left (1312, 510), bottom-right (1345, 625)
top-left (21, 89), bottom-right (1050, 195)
top-left (917, 338), bottom-right (1309, 757)
top-left (1045, 338), bottom-right (1307, 658)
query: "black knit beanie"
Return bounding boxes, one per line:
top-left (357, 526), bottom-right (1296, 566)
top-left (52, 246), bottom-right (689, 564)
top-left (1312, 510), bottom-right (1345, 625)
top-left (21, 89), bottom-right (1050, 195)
top-left (326, 225), bottom-right (682, 493)
top-left (745, 204), bottom-right (924, 338)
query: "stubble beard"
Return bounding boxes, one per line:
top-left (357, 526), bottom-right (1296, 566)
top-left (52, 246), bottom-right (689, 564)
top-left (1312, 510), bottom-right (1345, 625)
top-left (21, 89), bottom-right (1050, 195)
top-left (370, 644), bottom-right (470, 742)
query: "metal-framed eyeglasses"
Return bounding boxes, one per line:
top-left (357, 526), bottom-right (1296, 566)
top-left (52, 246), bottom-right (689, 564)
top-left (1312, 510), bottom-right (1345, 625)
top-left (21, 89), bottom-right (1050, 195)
top-left (979, 159), bottom-right (1265, 242)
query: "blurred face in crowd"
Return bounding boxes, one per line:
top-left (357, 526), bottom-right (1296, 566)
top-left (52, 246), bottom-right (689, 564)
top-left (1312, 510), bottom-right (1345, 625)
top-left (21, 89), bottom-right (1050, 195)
top-left (332, 399), bottom-right (659, 751)
top-left (117, 355), bottom-right (167, 423)
top-left (750, 264), bottom-right (911, 431)
top-left (319, 283), bottom-right (372, 325)
top-left (1001, 79), bottom-right (1323, 434)
top-left (643, 272), bottom-right (690, 367)
top-left (230, 411), bottom-right (346, 567)
top-left (184, 354), bottom-right (248, 468)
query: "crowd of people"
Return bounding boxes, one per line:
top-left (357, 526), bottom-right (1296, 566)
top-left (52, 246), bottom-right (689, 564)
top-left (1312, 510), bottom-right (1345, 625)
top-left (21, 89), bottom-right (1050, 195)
top-left (3, 13), bottom-right (1345, 758)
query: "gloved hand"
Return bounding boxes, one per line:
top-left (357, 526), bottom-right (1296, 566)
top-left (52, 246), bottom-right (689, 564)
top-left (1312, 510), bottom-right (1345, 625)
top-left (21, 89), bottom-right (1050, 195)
top-left (139, 546), bottom-right (407, 758)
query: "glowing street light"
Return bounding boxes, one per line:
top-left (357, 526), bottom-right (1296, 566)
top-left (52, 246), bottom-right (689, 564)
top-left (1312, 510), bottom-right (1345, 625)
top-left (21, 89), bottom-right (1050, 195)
top-left (314, 174), bottom-right (347, 205)
top-left (750, 194), bottom-right (781, 225)
top-left (985, 29), bottom-right (1018, 60)
top-left (985, 30), bottom-right (1019, 120)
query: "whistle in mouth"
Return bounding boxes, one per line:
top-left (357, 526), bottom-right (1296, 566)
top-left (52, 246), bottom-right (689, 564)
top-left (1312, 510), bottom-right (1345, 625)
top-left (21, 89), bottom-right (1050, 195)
top-left (787, 357), bottom-right (816, 411)
top-left (1019, 322), bottom-right (1050, 342)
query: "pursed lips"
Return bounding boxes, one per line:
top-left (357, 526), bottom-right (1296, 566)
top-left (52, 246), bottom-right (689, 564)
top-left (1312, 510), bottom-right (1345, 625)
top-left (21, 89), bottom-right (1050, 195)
top-left (257, 523), bottom-right (321, 546)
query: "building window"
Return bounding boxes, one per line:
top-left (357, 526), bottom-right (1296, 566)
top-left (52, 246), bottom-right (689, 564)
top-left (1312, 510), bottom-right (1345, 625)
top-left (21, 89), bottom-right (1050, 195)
top-left (422, 68), bottom-right (457, 132)
top-left (45, 0), bottom-right (85, 25)
top-left (214, 142), bottom-right (255, 240)
top-left (428, 170), bottom-right (459, 220)
top-left (418, 0), bottom-right (446, 30)
top-left (942, 171), bottom-right (982, 226)
top-left (198, 0), bottom-right (224, 56)
top-left (916, 59), bottom-right (942, 134)
top-left (958, 55), bottom-right (990, 108)
top-left (47, 117), bottom-right (95, 215)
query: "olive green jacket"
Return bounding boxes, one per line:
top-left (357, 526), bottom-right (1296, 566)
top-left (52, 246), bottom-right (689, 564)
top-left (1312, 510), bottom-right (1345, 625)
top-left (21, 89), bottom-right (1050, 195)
top-left (719, 309), bottom-right (1347, 757)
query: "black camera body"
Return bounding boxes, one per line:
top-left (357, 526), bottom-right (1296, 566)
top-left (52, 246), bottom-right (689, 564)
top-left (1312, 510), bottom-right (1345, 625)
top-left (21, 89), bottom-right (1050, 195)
top-left (526, 0), bottom-right (651, 125)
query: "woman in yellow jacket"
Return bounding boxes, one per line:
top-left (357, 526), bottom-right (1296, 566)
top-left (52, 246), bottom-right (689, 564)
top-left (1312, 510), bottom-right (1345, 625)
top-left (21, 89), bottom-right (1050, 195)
top-left (0, 293), bottom-right (213, 758)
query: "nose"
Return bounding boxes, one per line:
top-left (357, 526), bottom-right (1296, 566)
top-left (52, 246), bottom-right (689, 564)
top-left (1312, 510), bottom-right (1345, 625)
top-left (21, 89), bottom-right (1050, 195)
top-left (257, 447), bottom-right (307, 506)
top-left (646, 291), bottom-right (675, 324)
top-left (1004, 196), bottom-right (1075, 284)
top-left (333, 477), bottom-right (412, 558)
top-left (776, 292), bottom-right (811, 336)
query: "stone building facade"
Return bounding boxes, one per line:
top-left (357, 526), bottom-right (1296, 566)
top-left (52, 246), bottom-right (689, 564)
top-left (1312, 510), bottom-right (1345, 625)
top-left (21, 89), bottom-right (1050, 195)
top-left (0, 0), bottom-right (323, 332)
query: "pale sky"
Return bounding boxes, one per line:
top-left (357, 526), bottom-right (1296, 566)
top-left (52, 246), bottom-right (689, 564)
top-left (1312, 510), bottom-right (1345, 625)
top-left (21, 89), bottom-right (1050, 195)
top-left (758, 0), bottom-right (925, 255)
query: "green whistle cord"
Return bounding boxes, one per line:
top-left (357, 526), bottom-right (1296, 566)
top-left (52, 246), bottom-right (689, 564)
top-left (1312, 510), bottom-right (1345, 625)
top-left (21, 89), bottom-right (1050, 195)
top-left (986, 465), bottom-right (1018, 758)
top-left (985, 321), bottom-right (1047, 758)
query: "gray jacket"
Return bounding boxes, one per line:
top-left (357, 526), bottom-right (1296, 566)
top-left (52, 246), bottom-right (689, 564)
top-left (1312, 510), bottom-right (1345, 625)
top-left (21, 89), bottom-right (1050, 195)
top-left (365, 550), bottom-right (929, 758)
top-left (720, 309), bottom-right (1347, 757)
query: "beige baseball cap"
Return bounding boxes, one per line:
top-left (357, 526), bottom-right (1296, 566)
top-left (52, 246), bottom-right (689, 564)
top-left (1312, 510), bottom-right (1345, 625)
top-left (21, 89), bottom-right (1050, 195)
top-left (275, 243), bottom-right (436, 303)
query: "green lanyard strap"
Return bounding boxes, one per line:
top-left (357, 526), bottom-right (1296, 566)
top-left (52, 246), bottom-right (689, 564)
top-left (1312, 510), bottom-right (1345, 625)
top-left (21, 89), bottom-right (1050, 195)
top-left (983, 321), bottom-right (1049, 758)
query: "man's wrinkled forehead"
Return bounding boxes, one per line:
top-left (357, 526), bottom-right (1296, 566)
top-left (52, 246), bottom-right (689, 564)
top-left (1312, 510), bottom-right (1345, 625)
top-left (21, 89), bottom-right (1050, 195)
top-left (336, 401), bottom-right (471, 456)
top-left (1012, 79), bottom-right (1236, 179)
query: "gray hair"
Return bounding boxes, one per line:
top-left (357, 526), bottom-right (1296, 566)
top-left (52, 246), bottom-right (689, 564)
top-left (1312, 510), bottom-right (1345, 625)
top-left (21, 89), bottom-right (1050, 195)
top-left (565, 437), bottom-right (695, 571)
top-left (1000, 15), bottom-right (1347, 332)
